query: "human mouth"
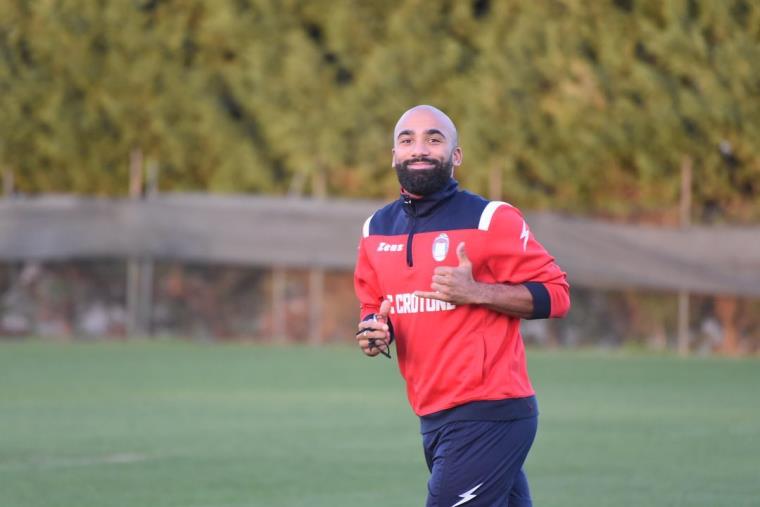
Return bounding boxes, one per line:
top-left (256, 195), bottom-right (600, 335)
top-left (406, 159), bottom-right (436, 170)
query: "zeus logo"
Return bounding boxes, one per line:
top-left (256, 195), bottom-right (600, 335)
top-left (520, 220), bottom-right (529, 251)
top-left (452, 483), bottom-right (483, 506)
top-left (377, 242), bottom-right (404, 252)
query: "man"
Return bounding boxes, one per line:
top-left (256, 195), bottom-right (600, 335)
top-left (354, 105), bottom-right (570, 507)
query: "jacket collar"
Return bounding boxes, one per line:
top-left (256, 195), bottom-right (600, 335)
top-left (400, 179), bottom-right (459, 217)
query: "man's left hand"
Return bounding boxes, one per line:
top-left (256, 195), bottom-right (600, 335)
top-left (414, 242), bottom-right (482, 305)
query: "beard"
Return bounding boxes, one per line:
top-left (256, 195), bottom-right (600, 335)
top-left (394, 156), bottom-right (453, 196)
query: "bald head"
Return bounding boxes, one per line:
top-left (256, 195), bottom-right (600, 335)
top-left (391, 105), bottom-right (463, 196)
top-left (393, 105), bottom-right (459, 147)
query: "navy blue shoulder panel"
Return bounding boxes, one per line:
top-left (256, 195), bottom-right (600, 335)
top-left (416, 190), bottom-right (490, 233)
top-left (369, 191), bottom-right (490, 236)
top-left (367, 200), bottom-right (409, 236)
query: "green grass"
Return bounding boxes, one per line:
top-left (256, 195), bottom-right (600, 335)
top-left (1, 341), bottom-right (758, 507)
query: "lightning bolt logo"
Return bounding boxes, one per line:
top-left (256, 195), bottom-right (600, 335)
top-left (520, 220), bottom-right (530, 251)
top-left (451, 482), bottom-right (483, 507)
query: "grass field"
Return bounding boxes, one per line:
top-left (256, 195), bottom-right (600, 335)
top-left (1, 341), bottom-right (758, 507)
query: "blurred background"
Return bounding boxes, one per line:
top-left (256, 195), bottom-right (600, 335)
top-left (1, 0), bottom-right (758, 354)
top-left (2, 3), bottom-right (760, 507)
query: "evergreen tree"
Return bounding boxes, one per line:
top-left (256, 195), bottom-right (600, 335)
top-left (0, 0), bottom-right (757, 221)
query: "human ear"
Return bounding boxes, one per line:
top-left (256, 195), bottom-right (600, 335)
top-left (452, 147), bottom-right (463, 167)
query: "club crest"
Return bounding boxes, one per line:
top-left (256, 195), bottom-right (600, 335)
top-left (432, 233), bottom-right (449, 262)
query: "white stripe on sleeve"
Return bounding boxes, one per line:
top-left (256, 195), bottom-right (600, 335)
top-left (478, 201), bottom-right (511, 231)
top-left (362, 213), bottom-right (375, 238)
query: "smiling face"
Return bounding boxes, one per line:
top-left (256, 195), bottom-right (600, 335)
top-left (392, 105), bottom-right (462, 196)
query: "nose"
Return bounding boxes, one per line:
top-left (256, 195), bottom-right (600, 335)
top-left (411, 139), bottom-right (431, 158)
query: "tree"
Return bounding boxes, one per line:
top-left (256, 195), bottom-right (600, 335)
top-left (0, 0), bottom-right (758, 222)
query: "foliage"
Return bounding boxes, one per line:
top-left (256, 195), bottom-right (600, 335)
top-left (1, 0), bottom-right (758, 221)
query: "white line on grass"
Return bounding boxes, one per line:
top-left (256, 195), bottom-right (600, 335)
top-left (2, 452), bottom-right (158, 470)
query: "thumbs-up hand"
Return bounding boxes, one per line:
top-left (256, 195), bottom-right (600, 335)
top-left (414, 242), bottom-right (481, 305)
top-left (377, 299), bottom-right (391, 321)
top-left (455, 241), bottom-right (472, 267)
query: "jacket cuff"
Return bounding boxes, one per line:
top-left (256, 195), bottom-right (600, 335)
top-left (524, 282), bottom-right (551, 320)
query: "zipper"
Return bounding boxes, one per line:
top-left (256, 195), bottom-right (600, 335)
top-left (405, 198), bottom-right (416, 267)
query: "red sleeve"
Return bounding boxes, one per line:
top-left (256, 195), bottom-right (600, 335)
top-left (485, 204), bottom-right (570, 319)
top-left (353, 236), bottom-right (383, 320)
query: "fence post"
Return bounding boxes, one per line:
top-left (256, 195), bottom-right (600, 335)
top-left (126, 149), bottom-right (144, 338)
top-left (488, 164), bottom-right (502, 201)
top-left (308, 268), bottom-right (324, 344)
top-left (677, 156), bottom-right (692, 356)
top-left (138, 160), bottom-right (159, 337)
top-left (2, 168), bottom-right (13, 197)
top-left (271, 267), bottom-right (287, 342)
top-left (313, 168), bottom-right (327, 200)
top-left (677, 291), bottom-right (690, 356)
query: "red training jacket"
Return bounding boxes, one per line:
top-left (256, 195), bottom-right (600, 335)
top-left (354, 180), bottom-right (570, 417)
